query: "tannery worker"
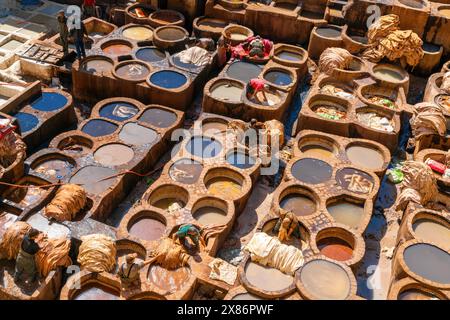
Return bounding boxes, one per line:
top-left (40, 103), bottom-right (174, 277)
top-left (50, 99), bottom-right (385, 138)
top-left (172, 224), bottom-right (206, 250)
top-left (248, 35), bottom-right (266, 58)
top-left (273, 210), bottom-right (301, 242)
top-left (70, 21), bottom-right (89, 60)
top-left (118, 253), bottom-right (153, 289)
top-left (246, 78), bottom-right (269, 102)
top-left (83, 0), bottom-right (97, 18)
top-left (57, 10), bottom-right (69, 56)
top-left (14, 228), bottom-right (41, 284)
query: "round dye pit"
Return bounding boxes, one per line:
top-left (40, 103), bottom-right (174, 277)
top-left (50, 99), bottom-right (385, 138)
top-left (316, 27), bottom-right (341, 38)
top-left (152, 198), bottom-right (185, 212)
top-left (169, 159), bottom-right (203, 184)
top-left (280, 194), bottom-right (316, 217)
top-left (139, 108), bottom-right (177, 128)
top-left (94, 144), bottom-right (134, 166)
top-left (373, 65), bottom-right (405, 82)
top-left (115, 62), bottom-right (150, 82)
top-left (299, 259), bottom-right (351, 300)
top-left (264, 70), bottom-right (293, 86)
top-left (226, 61), bottom-right (262, 83)
top-left (227, 152), bottom-right (256, 170)
top-left (81, 58), bottom-right (114, 74)
top-left (299, 143), bottom-right (335, 159)
top-left (14, 112), bottom-right (39, 133)
top-left (346, 145), bottom-right (384, 170)
top-left (6, 184), bottom-right (46, 207)
top-left (210, 82), bottom-right (244, 103)
top-left (102, 42), bottom-right (132, 57)
top-left (119, 123), bottom-right (158, 146)
top-left (412, 218), bottom-right (450, 250)
top-left (128, 216), bottom-right (166, 241)
top-left (135, 47), bottom-right (166, 63)
top-left (251, 90), bottom-right (281, 107)
top-left (327, 201), bottom-right (365, 229)
top-left (403, 243), bottom-right (450, 285)
top-left (193, 206), bottom-right (228, 225)
top-left (335, 168), bottom-right (374, 194)
top-left (150, 10), bottom-right (183, 26)
top-left (229, 32), bottom-right (248, 41)
top-left (202, 120), bottom-right (229, 135)
top-left (232, 293), bottom-right (262, 300)
top-left (206, 177), bottom-right (243, 200)
top-left (69, 166), bottom-right (116, 195)
top-left (185, 136), bottom-right (222, 158)
top-left (245, 261), bottom-right (294, 292)
top-left (99, 102), bottom-right (138, 122)
top-left (58, 136), bottom-right (93, 154)
top-left (291, 158), bottom-right (333, 184)
top-left (82, 119), bottom-right (118, 137)
top-left (156, 27), bottom-right (187, 41)
top-left (122, 26), bottom-right (153, 41)
top-left (149, 70), bottom-right (187, 89)
top-left (73, 284), bottom-right (119, 300)
top-left (148, 265), bottom-right (191, 292)
top-left (196, 17), bottom-right (228, 33)
top-left (29, 92), bottom-right (68, 112)
top-left (276, 50), bottom-right (303, 61)
top-left (317, 237), bottom-right (353, 261)
top-left (34, 158), bottom-right (74, 180)
top-left (398, 289), bottom-right (440, 300)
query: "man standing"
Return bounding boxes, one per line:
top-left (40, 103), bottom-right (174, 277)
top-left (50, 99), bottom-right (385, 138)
top-left (14, 228), bottom-right (41, 284)
top-left (118, 253), bottom-right (153, 289)
top-left (70, 21), bottom-right (88, 60)
top-left (57, 10), bottom-right (69, 56)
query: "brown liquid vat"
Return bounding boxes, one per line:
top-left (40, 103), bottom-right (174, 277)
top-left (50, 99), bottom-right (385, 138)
top-left (222, 24), bottom-right (254, 46)
top-left (357, 83), bottom-right (407, 114)
top-left (60, 271), bottom-right (122, 300)
top-left (126, 209), bottom-right (168, 243)
top-left (261, 65), bottom-right (298, 91)
top-left (310, 224), bottom-right (365, 268)
top-left (152, 26), bottom-right (189, 51)
top-left (271, 183), bottom-right (320, 221)
top-left (125, 3), bottom-right (155, 25)
top-left (148, 10), bottom-right (185, 29)
top-left (193, 16), bottom-right (229, 41)
top-left (308, 25), bottom-right (344, 60)
top-left (1, 175), bottom-right (52, 211)
top-left (147, 184), bottom-right (190, 212)
top-left (295, 256), bottom-right (357, 300)
top-left (121, 24), bottom-right (154, 42)
top-left (392, 239), bottom-right (450, 290)
top-left (341, 25), bottom-right (369, 55)
top-left (79, 55), bottom-right (115, 76)
top-left (271, 43), bottom-right (308, 78)
top-left (112, 60), bottom-right (152, 83)
top-left (387, 277), bottom-right (449, 300)
top-left (370, 63), bottom-right (410, 95)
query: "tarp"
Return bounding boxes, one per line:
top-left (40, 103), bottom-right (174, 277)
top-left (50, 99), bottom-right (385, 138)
top-left (244, 232), bottom-right (304, 275)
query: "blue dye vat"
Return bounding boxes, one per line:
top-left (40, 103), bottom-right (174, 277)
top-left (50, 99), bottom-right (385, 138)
top-left (186, 136), bottom-right (222, 158)
top-left (14, 112), bottom-right (39, 133)
top-left (99, 102), bottom-right (139, 122)
top-left (149, 70), bottom-right (187, 89)
top-left (30, 92), bottom-right (68, 112)
top-left (227, 152), bottom-right (255, 169)
top-left (82, 119), bottom-right (118, 137)
top-left (264, 71), bottom-right (293, 86)
top-left (135, 48), bottom-right (166, 63)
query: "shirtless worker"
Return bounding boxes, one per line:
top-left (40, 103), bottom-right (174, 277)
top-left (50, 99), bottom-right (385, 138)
top-left (14, 228), bottom-right (41, 284)
top-left (246, 78), bottom-right (269, 103)
top-left (118, 253), bottom-right (153, 289)
top-left (172, 224), bottom-right (206, 250)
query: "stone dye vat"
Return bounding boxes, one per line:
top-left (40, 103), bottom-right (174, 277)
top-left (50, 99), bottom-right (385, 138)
top-left (193, 16), bottom-right (229, 40)
top-left (24, 97), bottom-right (183, 222)
top-left (149, 10), bottom-right (185, 28)
top-left (152, 26), bottom-right (189, 51)
top-left (125, 3), bottom-right (155, 25)
top-left (122, 25), bottom-right (154, 42)
top-left (308, 25), bottom-right (344, 60)
top-left (296, 58), bottom-right (411, 152)
top-left (134, 47), bottom-right (166, 63)
top-left (2, 83), bottom-right (76, 151)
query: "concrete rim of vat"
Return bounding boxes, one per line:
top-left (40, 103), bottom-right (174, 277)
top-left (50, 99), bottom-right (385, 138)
top-left (296, 133), bottom-right (341, 159)
top-left (387, 277), bottom-right (449, 300)
top-left (394, 239), bottom-right (450, 289)
top-left (204, 77), bottom-right (245, 105)
top-left (191, 195), bottom-right (234, 227)
top-left (112, 60), bottom-right (152, 83)
top-left (312, 24), bottom-right (343, 40)
top-left (370, 63), bottom-right (409, 86)
top-left (344, 140), bottom-right (390, 172)
top-left (341, 25), bottom-right (369, 54)
top-left (125, 3), bottom-right (155, 23)
top-left (222, 24), bottom-right (254, 46)
top-left (310, 224), bottom-right (366, 267)
top-left (121, 24), bottom-right (154, 42)
top-left (403, 208), bottom-right (450, 250)
top-left (148, 9), bottom-right (185, 28)
top-left (146, 68), bottom-right (190, 93)
top-left (152, 25), bottom-right (189, 50)
top-left (295, 256), bottom-right (357, 300)
top-left (271, 182), bottom-right (321, 221)
top-left (261, 66), bottom-right (297, 91)
top-left (415, 148), bottom-right (450, 185)
top-left (146, 183), bottom-right (190, 211)
top-left (202, 166), bottom-right (252, 202)
top-left (238, 254), bottom-right (296, 299)
top-left (324, 194), bottom-right (372, 234)
top-left (125, 209), bottom-right (168, 242)
top-left (60, 270), bottom-right (122, 300)
top-left (29, 152), bottom-right (77, 174)
top-left (272, 43), bottom-right (308, 69)
top-left (91, 97), bottom-right (144, 120)
top-left (100, 39), bottom-right (134, 58)
top-left (355, 105), bottom-right (400, 134)
top-left (192, 16), bottom-right (229, 40)
top-left (307, 94), bottom-right (352, 123)
top-left (80, 55), bottom-right (115, 75)
top-left (132, 46), bottom-right (168, 63)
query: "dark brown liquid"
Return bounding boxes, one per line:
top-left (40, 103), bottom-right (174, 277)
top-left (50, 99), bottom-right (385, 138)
top-left (291, 158), bottom-right (333, 184)
top-left (317, 237), bottom-right (353, 261)
top-left (128, 217), bottom-right (166, 241)
top-left (69, 166), bottom-right (116, 195)
top-left (280, 194), bottom-right (316, 216)
top-left (139, 108), bottom-right (177, 128)
top-left (157, 28), bottom-right (186, 40)
top-left (404, 243), bottom-right (450, 284)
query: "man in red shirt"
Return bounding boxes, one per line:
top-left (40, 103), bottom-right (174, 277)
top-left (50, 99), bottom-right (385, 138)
top-left (247, 78), bottom-right (269, 102)
top-left (83, 0), bottom-right (96, 18)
